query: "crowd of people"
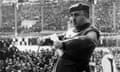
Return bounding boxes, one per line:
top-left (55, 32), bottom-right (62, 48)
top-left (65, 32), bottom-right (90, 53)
top-left (1, 0), bottom-right (117, 33)
top-left (1, 1), bottom-right (69, 33)
top-left (0, 38), bottom-right (120, 72)
top-left (0, 47), bottom-right (58, 72)
top-left (0, 37), bottom-right (58, 72)
top-left (90, 49), bottom-right (109, 72)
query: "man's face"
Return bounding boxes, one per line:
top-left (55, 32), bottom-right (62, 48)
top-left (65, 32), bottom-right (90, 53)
top-left (70, 10), bottom-right (88, 28)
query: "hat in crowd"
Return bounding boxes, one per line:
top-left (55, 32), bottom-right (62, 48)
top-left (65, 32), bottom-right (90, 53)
top-left (69, 3), bottom-right (89, 13)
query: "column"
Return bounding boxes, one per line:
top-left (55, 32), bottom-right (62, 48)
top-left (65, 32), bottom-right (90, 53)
top-left (0, 0), bottom-right (2, 28)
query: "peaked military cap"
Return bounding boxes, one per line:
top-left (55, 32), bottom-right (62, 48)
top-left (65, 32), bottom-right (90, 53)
top-left (69, 3), bottom-right (89, 13)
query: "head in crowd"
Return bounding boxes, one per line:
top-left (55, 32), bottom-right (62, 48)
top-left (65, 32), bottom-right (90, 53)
top-left (69, 2), bottom-right (90, 31)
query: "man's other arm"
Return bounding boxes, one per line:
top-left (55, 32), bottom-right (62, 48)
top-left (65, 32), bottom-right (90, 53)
top-left (61, 31), bottom-right (99, 50)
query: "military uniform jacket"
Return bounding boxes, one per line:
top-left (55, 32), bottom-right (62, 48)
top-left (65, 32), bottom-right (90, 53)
top-left (54, 23), bottom-right (100, 72)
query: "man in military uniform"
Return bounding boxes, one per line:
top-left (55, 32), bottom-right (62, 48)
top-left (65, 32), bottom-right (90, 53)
top-left (53, 2), bottom-right (100, 72)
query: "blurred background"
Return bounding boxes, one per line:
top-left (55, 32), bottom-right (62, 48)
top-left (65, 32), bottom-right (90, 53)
top-left (0, 0), bottom-right (118, 35)
top-left (0, 0), bottom-right (120, 72)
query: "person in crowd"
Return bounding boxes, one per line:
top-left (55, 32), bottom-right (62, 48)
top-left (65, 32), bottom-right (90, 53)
top-left (51, 2), bottom-right (100, 72)
top-left (101, 49), bottom-right (118, 72)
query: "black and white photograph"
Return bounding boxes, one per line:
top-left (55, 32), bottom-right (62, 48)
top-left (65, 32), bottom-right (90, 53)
top-left (0, 0), bottom-right (119, 72)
